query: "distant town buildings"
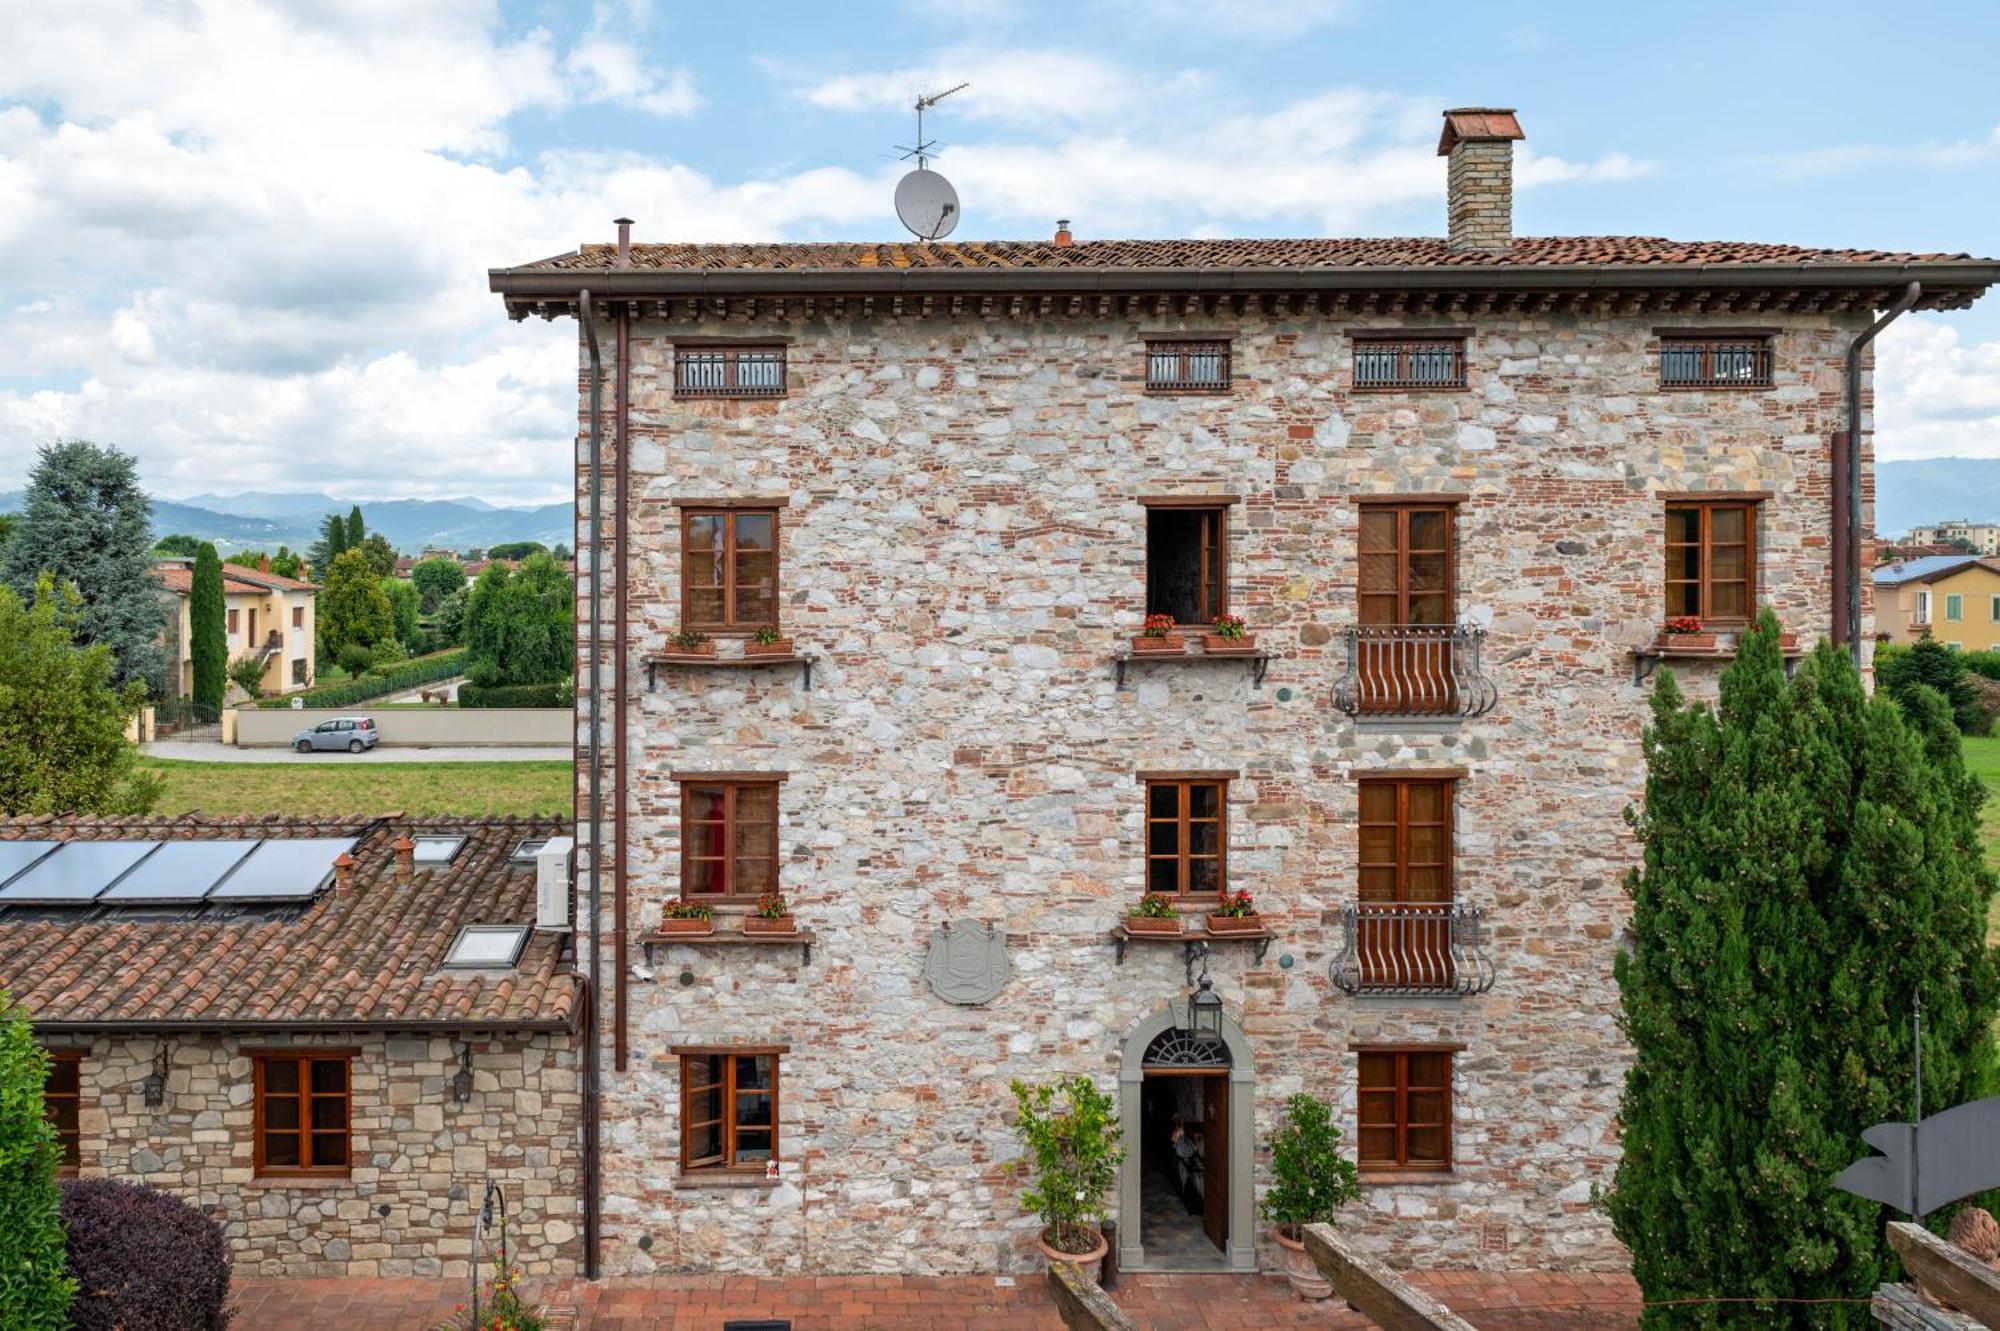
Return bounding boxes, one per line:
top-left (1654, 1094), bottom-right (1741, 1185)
top-left (1873, 554), bottom-right (2000, 650)
top-left (1905, 520), bottom-right (2000, 555)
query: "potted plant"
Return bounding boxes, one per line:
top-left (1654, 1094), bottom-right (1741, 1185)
top-left (1203, 613), bottom-right (1256, 654)
top-left (1131, 612), bottom-right (1185, 655)
top-left (745, 625), bottom-right (793, 657)
top-left (657, 900), bottom-right (713, 937)
top-left (1010, 1075), bottom-right (1123, 1283)
top-left (1262, 1093), bottom-right (1362, 1301)
top-left (665, 628), bottom-right (714, 658)
top-left (1125, 892), bottom-right (1182, 935)
top-left (1206, 887), bottom-right (1262, 934)
top-left (1656, 615), bottom-right (1717, 652)
top-left (743, 891), bottom-right (796, 935)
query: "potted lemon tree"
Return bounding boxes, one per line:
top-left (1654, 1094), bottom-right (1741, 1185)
top-left (1262, 1093), bottom-right (1361, 1300)
top-left (1010, 1075), bottom-right (1123, 1283)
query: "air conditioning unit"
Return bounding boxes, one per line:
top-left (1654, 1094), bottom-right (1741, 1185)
top-left (535, 836), bottom-right (576, 931)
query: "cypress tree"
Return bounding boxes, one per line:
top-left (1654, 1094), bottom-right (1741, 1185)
top-left (345, 505), bottom-right (365, 550)
top-left (1609, 611), bottom-right (1998, 1327)
top-left (188, 543), bottom-right (226, 712)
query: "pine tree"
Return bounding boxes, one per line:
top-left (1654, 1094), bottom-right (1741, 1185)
top-left (188, 543), bottom-right (226, 713)
top-left (345, 505), bottom-right (365, 550)
top-left (0, 441), bottom-right (165, 693)
top-left (1609, 611), bottom-right (1999, 1327)
top-left (307, 511), bottom-right (350, 577)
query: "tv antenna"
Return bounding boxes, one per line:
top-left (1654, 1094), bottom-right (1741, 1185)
top-left (893, 82), bottom-right (967, 240)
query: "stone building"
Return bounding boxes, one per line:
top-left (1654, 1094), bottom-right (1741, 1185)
top-left (1, 814), bottom-right (584, 1277)
top-left (490, 108), bottom-right (2000, 1278)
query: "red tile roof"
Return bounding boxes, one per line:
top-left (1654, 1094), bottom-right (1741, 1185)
top-left (0, 815), bottom-right (578, 1032)
top-left (152, 562), bottom-right (318, 596)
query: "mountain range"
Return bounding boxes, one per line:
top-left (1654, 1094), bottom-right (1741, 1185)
top-left (0, 489), bottom-right (570, 556)
top-left (1875, 458), bottom-right (2000, 537)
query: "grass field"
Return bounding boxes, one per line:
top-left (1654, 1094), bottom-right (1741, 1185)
top-left (137, 758), bottom-right (571, 818)
top-left (1964, 735), bottom-right (2000, 946)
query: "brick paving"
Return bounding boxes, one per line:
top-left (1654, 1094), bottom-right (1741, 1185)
top-left (231, 1270), bottom-right (1641, 1330)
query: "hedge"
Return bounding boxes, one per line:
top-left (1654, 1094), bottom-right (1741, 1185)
top-left (458, 681), bottom-right (571, 709)
top-left (259, 648), bottom-right (467, 709)
top-left (61, 1179), bottom-right (232, 1331)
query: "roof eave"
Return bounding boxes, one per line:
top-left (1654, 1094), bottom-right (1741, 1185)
top-left (28, 1011), bottom-right (581, 1036)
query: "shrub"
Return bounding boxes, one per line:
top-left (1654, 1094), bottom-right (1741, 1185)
top-left (225, 656), bottom-right (266, 699)
top-left (336, 643), bottom-right (373, 677)
top-left (367, 638), bottom-right (408, 672)
top-left (1009, 1075), bottom-right (1122, 1255)
top-left (1260, 1094), bottom-right (1361, 1238)
top-left (458, 681), bottom-right (571, 709)
top-left (60, 1178), bottom-right (232, 1330)
top-left (0, 993), bottom-right (75, 1330)
top-left (260, 648), bottom-right (468, 709)
top-left (1878, 637), bottom-right (1985, 734)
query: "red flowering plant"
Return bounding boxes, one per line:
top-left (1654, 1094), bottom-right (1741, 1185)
top-left (1210, 614), bottom-right (1248, 642)
top-left (1662, 616), bottom-right (1705, 636)
top-left (1138, 613), bottom-right (1178, 639)
top-left (755, 891), bottom-right (791, 921)
top-left (1213, 888), bottom-right (1257, 918)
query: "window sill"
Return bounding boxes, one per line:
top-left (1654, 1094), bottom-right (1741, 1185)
top-left (1359, 1170), bottom-right (1457, 1187)
top-left (641, 925), bottom-right (817, 965)
top-left (673, 1171), bottom-right (782, 1191)
top-left (244, 1175), bottom-right (353, 1190)
top-left (646, 652), bottom-right (816, 692)
top-left (1113, 647), bottom-right (1271, 691)
top-left (1112, 919), bottom-right (1274, 965)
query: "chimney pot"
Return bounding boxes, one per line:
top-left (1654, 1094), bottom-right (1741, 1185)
top-left (614, 217), bottom-right (633, 268)
top-left (1437, 108), bottom-right (1524, 253)
top-left (1053, 219), bottom-right (1073, 248)
top-left (333, 851), bottom-right (356, 896)
top-left (392, 834), bottom-right (415, 883)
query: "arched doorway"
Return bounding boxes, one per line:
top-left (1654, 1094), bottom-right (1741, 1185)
top-left (1117, 1004), bottom-right (1256, 1273)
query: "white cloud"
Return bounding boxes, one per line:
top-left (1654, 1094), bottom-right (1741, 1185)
top-left (1755, 125), bottom-right (2000, 180)
top-left (1096, 0), bottom-right (1352, 38)
top-left (1878, 316), bottom-right (2000, 461)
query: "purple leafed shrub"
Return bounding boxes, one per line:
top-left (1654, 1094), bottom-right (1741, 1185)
top-left (60, 1178), bottom-right (233, 1331)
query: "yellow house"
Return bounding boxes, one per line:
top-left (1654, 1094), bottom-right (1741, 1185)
top-left (152, 558), bottom-right (319, 698)
top-left (1872, 555), bottom-right (2000, 652)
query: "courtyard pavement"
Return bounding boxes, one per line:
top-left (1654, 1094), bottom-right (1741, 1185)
top-left (231, 1270), bottom-right (1642, 1330)
top-left (143, 740), bottom-right (571, 763)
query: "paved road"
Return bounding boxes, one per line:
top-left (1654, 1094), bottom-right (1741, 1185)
top-left (142, 741), bottom-right (571, 764)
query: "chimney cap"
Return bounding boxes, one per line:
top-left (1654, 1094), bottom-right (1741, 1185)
top-left (393, 834), bottom-right (415, 852)
top-left (1438, 108), bottom-right (1524, 156)
top-left (613, 216), bottom-right (634, 226)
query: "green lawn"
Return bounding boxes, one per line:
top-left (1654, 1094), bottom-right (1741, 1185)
top-left (1964, 735), bottom-right (2000, 947)
top-left (137, 758), bottom-right (571, 818)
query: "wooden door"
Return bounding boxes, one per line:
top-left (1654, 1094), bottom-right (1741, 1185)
top-left (1357, 506), bottom-right (1455, 714)
top-left (1357, 778), bottom-right (1455, 989)
top-left (1201, 1076), bottom-right (1228, 1252)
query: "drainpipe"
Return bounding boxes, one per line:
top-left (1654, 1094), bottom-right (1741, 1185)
top-left (613, 219), bottom-right (633, 1074)
top-left (1837, 280), bottom-right (1921, 666)
top-left (579, 286), bottom-right (604, 1280)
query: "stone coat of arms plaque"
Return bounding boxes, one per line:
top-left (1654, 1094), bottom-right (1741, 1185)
top-left (923, 919), bottom-right (1010, 1006)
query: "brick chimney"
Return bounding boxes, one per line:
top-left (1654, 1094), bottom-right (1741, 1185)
top-left (1438, 108), bottom-right (1525, 252)
top-left (1053, 219), bottom-right (1074, 248)
top-left (392, 834), bottom-right (415, 884)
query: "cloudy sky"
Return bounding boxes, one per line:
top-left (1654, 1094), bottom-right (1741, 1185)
top-left (2, 0), bottom-right (1997, 507)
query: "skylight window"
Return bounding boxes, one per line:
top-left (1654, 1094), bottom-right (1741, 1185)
top-left (510, 838), bottom-right (549, 864)
top-left (444, 924), bottom-right (529, 969)
top-left (412, 835), bottom-right (467, 866)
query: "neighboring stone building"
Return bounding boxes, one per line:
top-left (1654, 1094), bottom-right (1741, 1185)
top-left (2, 814), bottom-right (584, 1277)
top-left (490, 108), bottom-right (2000, 1279)
top-left (1874, 554), bottom-right (2000, 650)
top-left (153, 557), bottom-right (319, 697)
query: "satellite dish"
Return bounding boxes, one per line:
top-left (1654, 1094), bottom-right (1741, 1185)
top-left (895, 168), bottom-right (959, 241)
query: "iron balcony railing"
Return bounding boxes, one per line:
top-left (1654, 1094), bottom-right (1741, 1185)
top-left (1332, 902), bottom-right (1495, 998)
top-left (1331, 624), bottom-right (1498, 719)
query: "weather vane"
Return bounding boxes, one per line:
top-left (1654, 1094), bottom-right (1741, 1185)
top-left (892, 83), bottom-right (967, 240)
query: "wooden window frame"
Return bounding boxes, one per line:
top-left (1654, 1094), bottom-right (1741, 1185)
top-left (1355, 775), bottom-right (1455, 905)
top-left (1144, 339), bottom-right (1232, 394)
top-left (226, 607), bottom-right (239, 635)
top-left (1665, 500), bottom-right (1758, 626)
top-left (1358, 503), bottom-right (1456, 627)
top-left (680, 507), bottom-right (781, 634)
top-left (252, 1051), bottom-right (354, 1179)
top-left (1658, 334), bottom-right (1773, 389)
top-left (1356, 1047), bottom-right (1453, 1173)
top-left (292, 606), bottom-right (304, 629)
top-left (678, 777), bottom-right (780, 901)
top-left (43, 1049), bottom-right (82, 1175)
top-left (1144, 505), bottom-right (1229, 627)
top-left (1350, 334), bottom-right (1468, 392)
top-left (676, 1050), bottom-right (781, 1174)
top-left (1143, 777), bottom-right (1228, 900)
top-left (673, 345), bottom-right (788, 400)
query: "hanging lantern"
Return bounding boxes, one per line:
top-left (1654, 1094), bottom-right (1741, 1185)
top-left (142, 1044), bottom-right (169, 1108)
top-left (1186, 972), bottom-right (1224, 1042)
top-left (452, 1044), bottom-right (474, 1104)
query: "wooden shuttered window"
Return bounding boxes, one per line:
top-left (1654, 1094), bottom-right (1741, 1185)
top-left (1145, 506), bottom-right (1228, 626)
top-left (44, 1049), bottom-right (82, 1174)
top-left (1145, 778), bottom-right (1226, 898)
top-left (253, 1052), bottom-right (352, 1177)
top-left (1665, 501), bottom-right (1756, 624)
top-left (1357, 1048), bottom-right (1452, 1171)
top-left (1357, 778), bottom-right (1453, 906)
top-left (682, 509), bottom-right (779, 632)
top-left (679, 1051), bottom-right (779, 1173)
top-left (680, 779), bottom-right (779, 899)
top-left (674, 346), bottom-right (787, 399)
top-left (1358, 505), bottom-right (1454, 627)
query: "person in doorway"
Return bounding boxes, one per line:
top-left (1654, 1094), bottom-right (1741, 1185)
top-left (1169, 1113), bottom-right (1201, 1214)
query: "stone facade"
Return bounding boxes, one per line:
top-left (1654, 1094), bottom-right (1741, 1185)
top-left (583, 309), bottom-right (1876, 1277)
top-left (51, 1031), bottom-right (583, 1277)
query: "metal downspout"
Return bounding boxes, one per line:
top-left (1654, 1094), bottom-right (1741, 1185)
top-left (614, 221), bottom-right (632, 1074)
top-left (579, 288), bottom-right (604, 1280)
top-left (1841, 281), bottom-right (1921, 666)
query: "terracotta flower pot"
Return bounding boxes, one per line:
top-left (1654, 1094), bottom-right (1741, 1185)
top-left (744, 915), bottom-right (797, 935)
top-left (1202, 633), bottom-right (1257, 654)
top-left (1130, 634), bottom-right (1185, 655)
top-left (1037, 1225), bottom-right (1108, 1285)
top-left (1124, 915), bottom-right (1182, 935)
top-left (666, 641), bottom-right (716, 658)
top-left (1273, 1225), bottom-right (1332, 1300)
top-left (656, 916), bottom-right (713, 937)
top-left (1206, 912), bottom-right (1263, 935)
top-left (1778, 632), bottom-right (1800, 651)
top-left (1657, 632), bottom-right (1718, 653)
top-left (745, 639), bottom-right (794, 657)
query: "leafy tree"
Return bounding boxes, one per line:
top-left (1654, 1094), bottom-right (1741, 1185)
top-left (463, 553), bottom-right (572, 687)
top-left (188, 543), bottom-right (226, 713)
top-left (1608, 612), bottom-right (1999, 1327)
top-left (1261, 1093), bottom-right (1361, 1237)
top-left (307, 511), bottom-right (351, 576)
top-left (410, 557), bottom-right (466, 613)
top-left (485, 540), bottom-right (547, 562)
top-left (268, 546), bottom-right (304, 580)
top-left (315, 550), bottom-right (394, 663)
top-left (380, 576), bottom-right (420, 649)
top-left (344, 505), bottom-right (365, 551)
top-left (0, 441), bottom-right (164, 693)
top-left (433, 585), bottom-right (470, 646)
top-left (225, 654), bottom-right (267, 699)
top-left (0, 580), bottom-right (160, 816)
top-left (0, 991), bottom-right (76, 1330)
top-left (153, 534), bottom-right (203, 558)
top-left (0, 513), bottom-right (16, 558)
top-left (356, 532), bottom-right (398, 579)
top-left (1878, 637), bottom-right (1986, 735)
top-left (551, 542), bottom-right (571, 561)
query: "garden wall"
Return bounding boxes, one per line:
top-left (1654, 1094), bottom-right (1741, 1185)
top-left (232, 707), bottom-right (571, 748)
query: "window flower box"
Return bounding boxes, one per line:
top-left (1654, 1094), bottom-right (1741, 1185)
top-left (1208, 887), bottom-right (1261, 933)
top-left (665, 631), bottom-right (715, 658)
top-left (745, 628), bottom-right (793, 657)
top-left (1126, 893), bottom-right (1183, 934)
top-left (1655, 617), bottom-right (1718, 652)
top-left (1132, 613), bottom-right (1185, 655)
top-left (744, 892), bottom-right (796, 935)
top-left (1202, 615), bottom-right (1255, 654)
top-left (656, 914), bottom-right (714, 937)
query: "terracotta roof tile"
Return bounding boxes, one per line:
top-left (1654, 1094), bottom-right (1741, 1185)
top-left (151, 562), bottom-right (318, 595)
top-left (0, 815), bottom-right (577, 1031)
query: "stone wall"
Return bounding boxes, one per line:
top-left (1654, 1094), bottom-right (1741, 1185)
top-left (52, 1030), bottom-right (582, 1277)
top-left (583, 310), bottom-right (1875, 1276)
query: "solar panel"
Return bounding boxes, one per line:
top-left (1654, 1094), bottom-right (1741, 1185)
top-left (0, 842), bottom-right (158, 903)
top-left (0, 842), bottom-right (60, 889)
top-left (444, 924), bottom-right (529, 969)
top-left (412, 835), bottom-right (466, 866)
top-left (99, 840), bottom-right (260, 903)
top-left (209, 837), bottom-right (357, 901)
